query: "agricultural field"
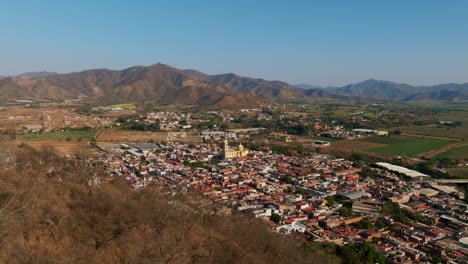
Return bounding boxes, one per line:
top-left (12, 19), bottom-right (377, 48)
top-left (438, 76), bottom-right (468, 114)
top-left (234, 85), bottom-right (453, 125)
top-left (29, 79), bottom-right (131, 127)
top-left (394, 102), bottom-right (468, 140)
top-left (433, 145), bottom-right (468, 160)
top-left (357, 135), bottom-right (414, 145)
top-left (98, 130), bottom-right (201, 143)
top-left (397, 126), bottom-right (468, 140)
top-left (19, 130), bottom-right (96, 141)
top-left (445, 167), bottom-right (468, 179)
top-left (0, 105), bottom-right (108, 131)
top-left (331, 135), bottom-right (417, 152)
top-left (365, 139), bottom-right (455, 157)
top-left (109, 103), bottom-right (137, 110)
top-left (16, 140), bottom-right (95, 155)
top-left (331, 139), bottom-right (386, 152)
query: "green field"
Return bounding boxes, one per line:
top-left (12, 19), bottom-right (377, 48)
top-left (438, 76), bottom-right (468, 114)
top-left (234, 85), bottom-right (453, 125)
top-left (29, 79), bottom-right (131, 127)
top-left (110, 103), bottom-right (137, 110)
top-left (433, 145), bottom-right (468, 160)
top-left (365, 139), bottom-right (455, 157)
top-left (20, 130), bottom-right (96, 141)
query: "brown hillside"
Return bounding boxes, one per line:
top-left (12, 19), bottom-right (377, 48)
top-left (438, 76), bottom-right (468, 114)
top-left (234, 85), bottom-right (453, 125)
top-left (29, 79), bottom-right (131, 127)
top-left (0, 147), bottom-right (338, 264)
top-left (0, 63), bottom-right (335, 108)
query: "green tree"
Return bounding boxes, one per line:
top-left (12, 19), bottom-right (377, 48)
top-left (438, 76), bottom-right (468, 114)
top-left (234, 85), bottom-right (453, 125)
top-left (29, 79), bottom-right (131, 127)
top-left (149, 122), bottom-right (160, 132)
top-left (431, 255), bottom-right (442, 264)
top-left (270, 213), bottom-right (281, 223)
top-left (338, 206), bottom-right (353, 217)
top-left (280, 175), bottom-right (294, 184)
top-left (380, 202), bottom-right (400, 216)
top-left (355, 218), bottom-right (374, 230)
top-left (130, 123), bottom-right (148, 131)
top-left (77, 104), bottom-right (92, 114)
top-left (338, 242), bottom-right (385, 264)
top-left (359, 167), bottom-right (376, 178)
top-left (375, 218), bottom-right (390, 229)
top-left (349, 153), bottom-right (365, 167)
top-left (295, 187), bottom-right (306, 195)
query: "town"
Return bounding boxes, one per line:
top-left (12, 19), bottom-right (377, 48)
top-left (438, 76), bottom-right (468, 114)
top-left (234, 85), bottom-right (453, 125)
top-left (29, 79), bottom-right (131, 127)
top-left (86, 132), bottom-right (467, 263)
top-left (1, 86), bottom-right (468, 264)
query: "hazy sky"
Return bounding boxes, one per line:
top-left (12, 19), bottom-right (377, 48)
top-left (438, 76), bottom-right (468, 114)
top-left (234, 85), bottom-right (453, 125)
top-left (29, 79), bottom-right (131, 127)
top-left (1, 0), bottom-right (467, 86)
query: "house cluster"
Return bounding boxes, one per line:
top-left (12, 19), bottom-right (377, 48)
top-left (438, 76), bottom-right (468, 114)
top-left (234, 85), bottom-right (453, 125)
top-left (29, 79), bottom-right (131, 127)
top-left (146, 112), bottom-right (193, 130)
top-left (94, 141), bottom-right (467, 264)
top-left (352, 129), bottom-right (389, 137)
top-left (313, 123), bottom-right (354, 139)
top-left (313, 123), bottom-right (389, 140)
top-left (201, 128), bottom-right (265, 142)
top-left (62, 115), bottom-right (111, 128)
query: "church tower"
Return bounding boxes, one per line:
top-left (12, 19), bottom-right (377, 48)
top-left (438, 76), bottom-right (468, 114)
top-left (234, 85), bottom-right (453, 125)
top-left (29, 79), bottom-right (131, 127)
top-left (224, 138), bottom-right (230, 154)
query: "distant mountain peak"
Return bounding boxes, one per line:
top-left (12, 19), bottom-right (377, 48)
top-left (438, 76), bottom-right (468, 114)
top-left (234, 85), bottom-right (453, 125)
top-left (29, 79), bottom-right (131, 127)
top-left (295, 84), bottom-right (323, 90)
top-left (17, 71), bottom-right (57, 78)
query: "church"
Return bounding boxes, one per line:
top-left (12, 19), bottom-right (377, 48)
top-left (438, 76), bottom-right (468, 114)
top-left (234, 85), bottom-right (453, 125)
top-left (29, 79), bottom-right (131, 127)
top-left (223, 138), bottom-right (249, 159)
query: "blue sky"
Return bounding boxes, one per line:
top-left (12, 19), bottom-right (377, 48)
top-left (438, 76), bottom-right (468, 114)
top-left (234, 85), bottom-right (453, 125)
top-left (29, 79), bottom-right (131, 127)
top-left (1, 0), bottom-right (467, 86)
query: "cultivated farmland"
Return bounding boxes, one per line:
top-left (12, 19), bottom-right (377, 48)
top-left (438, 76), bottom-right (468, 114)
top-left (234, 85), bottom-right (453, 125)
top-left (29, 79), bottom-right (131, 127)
top-left (98, 130), bottom-right (201, 143)
top-left (433, 145), bottom-right (468, 160)
top-left (365, 139), bottom-right (455, 157)
top-left (109, 103), bottom-right (137, 110)
top-left (20, 130), bottom-right (96, 141)
top-left (397, 126), bottom-right (468, 139)
top-left (357, 135), bottom-right (415, 145)
top-left (331, 139), bottom-right (386, 152)
top-left (16, 140), bottom-right (95, 155)
top-left (445, 167), bottom-right (468, 179)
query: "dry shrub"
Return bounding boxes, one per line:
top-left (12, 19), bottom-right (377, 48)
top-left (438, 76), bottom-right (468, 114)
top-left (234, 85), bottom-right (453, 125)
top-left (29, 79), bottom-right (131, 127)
top-left (0, 148), bottom-right (338, 264)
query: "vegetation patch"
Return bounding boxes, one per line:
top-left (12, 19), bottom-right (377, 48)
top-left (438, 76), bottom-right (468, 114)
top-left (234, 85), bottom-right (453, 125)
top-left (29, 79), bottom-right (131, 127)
top-left (397, 126), bottom-right (468, 139)
top-left (20, 129), bottom-right (96, 141)
top-left (445, 167), bottom-right (468, 179)
top-left (331, 140), bottom-right (386, 151)
top-left (365, 139), bottom-right (455, 157)
top-left (433, 145), bottom-right (468, 160)
top-left (109, 103), bottom-right (137, 110)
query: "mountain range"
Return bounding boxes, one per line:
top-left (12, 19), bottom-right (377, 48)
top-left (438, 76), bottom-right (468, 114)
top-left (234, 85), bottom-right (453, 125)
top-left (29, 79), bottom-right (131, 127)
top-left (0, 64), bottom-right (332, 109)
top-left (0, 64), bottom-right (466, 109)
top-left (0, 71), bottom-right (57, 79)
top-left (17, 71), bottom-right (58, 78)
top-left (297, 79), bottom-right (468, 101)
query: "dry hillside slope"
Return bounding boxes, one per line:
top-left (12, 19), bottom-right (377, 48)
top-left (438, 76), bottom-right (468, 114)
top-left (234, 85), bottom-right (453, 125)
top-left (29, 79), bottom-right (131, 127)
top-left (0, 64), bottom-right (336, 108)
top-left (0, 147), bottom-right (337, 264)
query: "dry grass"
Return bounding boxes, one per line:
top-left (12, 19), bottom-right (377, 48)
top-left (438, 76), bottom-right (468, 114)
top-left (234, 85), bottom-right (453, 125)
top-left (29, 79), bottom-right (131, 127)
top-left (0, 148), bottom-right (338, 264)
top-left (16, 140), bottom-right (95, 156)
top-left (0, 106), bottom-right (102, 130)
top-left (397, 126), bottom-right (468, 139)
top-left (98, 130), bottom-right (201, 143)
top-left (331, 139), bottom-right (386, 152)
